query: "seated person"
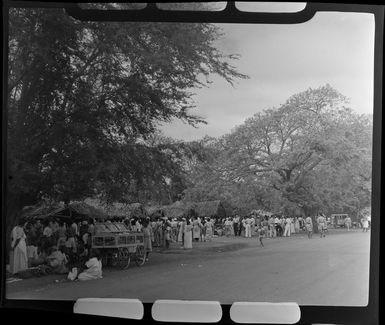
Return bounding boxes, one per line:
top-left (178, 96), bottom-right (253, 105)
top-left (28, 249), bottom-right (46, 267)
top-left (46, 246), bottom-right (68, 274)
top-left (77, 249), bottom-right (103, 281)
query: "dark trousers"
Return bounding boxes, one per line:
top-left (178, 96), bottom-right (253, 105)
top-left (276, 225), bottom-right (283, 236)
top-left (233, 223), bottom-right (239, 236)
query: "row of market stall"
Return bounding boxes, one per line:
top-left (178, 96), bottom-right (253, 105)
top-left (22, 199), bottom-right (231, 222)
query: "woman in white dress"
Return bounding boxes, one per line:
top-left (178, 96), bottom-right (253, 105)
top-left (290, 217), bottom-right (296, 234)
top-left (183, 219), bottom-right (193, 249)
top-left (245, 218), bottom-right (252, 238)
top-left (192, 217), bottom-right (201, 242)
top-left (10, 220), bottom-right (28, 274)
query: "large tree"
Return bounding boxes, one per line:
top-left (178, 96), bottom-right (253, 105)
top-left (184, 85), bottom-right (372, 219)
top-left (6, 7), bottom-right (247, 221)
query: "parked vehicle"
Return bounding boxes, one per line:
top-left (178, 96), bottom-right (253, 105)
top-left (330, 214), bottom-right (349, 228)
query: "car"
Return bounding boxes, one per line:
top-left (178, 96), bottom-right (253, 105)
top-left (330, 214), bottom-right (349, 228)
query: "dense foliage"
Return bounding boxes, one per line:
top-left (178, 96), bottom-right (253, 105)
top-left (7, 7), bottom-right (246, 221)
top-left (184, 85), bottom-right (372, 217)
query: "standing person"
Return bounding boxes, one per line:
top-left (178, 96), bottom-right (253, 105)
top-left (71, 219), bottom-right (79, 237)
top-left (79, 220), bottom-right (89, 239)
top-left (262, 217), bottom-right (269, 238)
top-left (25, 221), bottom-right (38, 262)
top-left (275, 216), bottom-right (282, 237)
top-left (192, 217), bottom-right (201, 242)
top-left (344, 216), bottom-right (352, 231)
top-left (283, 216), bottom-right (291, 237)
top-left (164, 220), bottom-right (171, 249)
top-left (294, 217), bottom-right (300, 233)
top-left (305, 216), bottom-right (313, 239)
top-left (268, 216), bottom-right (274, 238)
top-left (34, 219), bottom-right (43, 250)
top-left (298, 216), bottom-right (304, 231)
top-left (250, 216), bottom-right (256, 236)
top-left (224, 218), bottom-right (232, 237)
top-left (156, 217), bottom-right (163, 247)
top-left (171, 218), bottom-right (178, 242)
top-left (41, 220), bottom-right (54, 253)
top-left (238, 217), bottom-right (243, 236)
top-left (361, 215), bottom-right (369, 232)
top-left (233, 214), bottom-right (240, 236)
top-left (88, 219), bottom-right (95, 236)
top-left (244, 217), bottom-right (251, 238)
top-left (205, 218), bottom-right (214, 241)
top-left (9, 220), bottom-right (28, 274)
top-left (317, 213), bottom-right (327, 238)
top-left (65, 221), bottom-right (77, 264)
top-left (258, 225), bottom-right (266, 247)
top-left (290, 217), bottom-right (295, 234)
top-left (57, 221), bottom-right (67, 252)
top-left (151, 219), bottom-right (158, 246)
top-left (142, 219), bottom-right (153, 261)
top-left (135, 218), bottom-right (142, 233)
top-left (183, 219), bottom-right (193, 249)
top-left (178, 218), bottom-right (185, 245)
top-left (200, 218), bottom-right (207, 242)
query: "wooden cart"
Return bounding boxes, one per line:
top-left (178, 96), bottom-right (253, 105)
top-left (92, 223), bottom-right (146, 269)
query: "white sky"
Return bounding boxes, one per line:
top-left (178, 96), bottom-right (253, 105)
top-left (158, 11), bottom-right (375, 141)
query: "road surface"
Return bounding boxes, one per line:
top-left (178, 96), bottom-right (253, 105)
top-left (6, 229), bottom-right (370, 306)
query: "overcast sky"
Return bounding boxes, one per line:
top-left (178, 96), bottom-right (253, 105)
top-left (158, 11), bottom-right (375, 141)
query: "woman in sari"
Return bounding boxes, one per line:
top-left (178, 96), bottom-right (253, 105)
top-left (177, 218), bottom-right (185, 244)
top-left (10, 220), bottom-right (28, 274)
top-left (183, 219), bottom-right (193, 249)
top-left (205, 218), bottom-right (214, 241)
top-left (192, 217), bottom-right (201, 242)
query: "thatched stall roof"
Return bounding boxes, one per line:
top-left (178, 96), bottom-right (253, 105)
top-left (151, 200), bottom-right (228, 219)
top-left (192, 200), bottom-right (226, 218)
top-left (47, 201), bottom-right (106, 220)
top-left (160, 201), bottom-right (189, 219)
top-left (23, 201), bottom-right (106, 221)
top-left (145, 206), bottom-right (163, 217)
top-left (22, 203), bottom-right (64, 220)
top-left (84, 198), bottom-right (147, 219)
top-left (105, 202), bottom-right (147, 219)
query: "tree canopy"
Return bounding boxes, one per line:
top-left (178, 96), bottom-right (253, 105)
top-left (7, 7), bottom-right (247, 220)
top-left (184, 85), bottom-right (372, 217)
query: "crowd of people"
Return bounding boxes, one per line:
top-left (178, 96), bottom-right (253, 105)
top-left (9, 217), bottom-right (102, 280)
top-left (8, 209), bottom-right (371, 280)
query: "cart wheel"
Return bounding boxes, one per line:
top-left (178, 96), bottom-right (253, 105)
top-left (118, 247), bottom-right (130, 269)
top-left (111, 252), bottom-right (119, 267)
top-left (135, 245), bottom-right (146, 266)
